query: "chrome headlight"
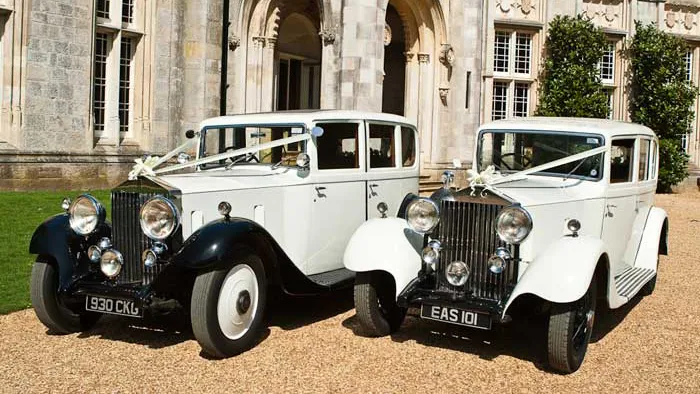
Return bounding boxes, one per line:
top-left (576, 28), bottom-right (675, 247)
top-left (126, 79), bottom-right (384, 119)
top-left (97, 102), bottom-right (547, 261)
top-left (139, 196), bottom-right (180, 241)
top-left (406, 198), bottom-right (440, 234)
top-left (496, 205), bottom-right (532, 244)
top-left (69, 195), bottom-right (105, 235)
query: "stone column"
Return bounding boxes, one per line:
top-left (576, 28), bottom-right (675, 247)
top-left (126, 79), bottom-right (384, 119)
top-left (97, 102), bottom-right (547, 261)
top-left (417, 52), bottom-right (433, 163)
top-left (404, 52), bottom-right (418, 124)
top-left (247, 36), bottom-right (266, 113)
top-left (261, 37), bottom-right (277, 111)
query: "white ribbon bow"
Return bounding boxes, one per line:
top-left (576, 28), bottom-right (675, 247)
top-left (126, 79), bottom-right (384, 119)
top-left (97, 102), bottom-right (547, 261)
top-left (128, 156), bottom-right (161, 180)
top-left (466, 165), bottom-right (503, 196)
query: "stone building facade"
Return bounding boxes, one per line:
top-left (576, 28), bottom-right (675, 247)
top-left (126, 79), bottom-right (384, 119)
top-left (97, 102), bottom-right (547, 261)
top-left (0, 0), bottom-right (699, 190)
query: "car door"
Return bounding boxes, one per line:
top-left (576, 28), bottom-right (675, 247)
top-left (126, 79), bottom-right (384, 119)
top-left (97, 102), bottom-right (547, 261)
top-left (304, 121), bottom-right (366, 275)
top-left (365, 122), bottom-right (420, 219)
top-left (623, 137), bottom-right (657, 266)
top-left (601, 137), bottom-right (639, 272)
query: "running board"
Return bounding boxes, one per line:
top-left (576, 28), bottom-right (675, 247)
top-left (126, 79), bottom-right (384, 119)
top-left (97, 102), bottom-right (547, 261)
top-left (307, 268), bottom-right (355, 290)
top-left (614, 266), bottom-right (655, 299)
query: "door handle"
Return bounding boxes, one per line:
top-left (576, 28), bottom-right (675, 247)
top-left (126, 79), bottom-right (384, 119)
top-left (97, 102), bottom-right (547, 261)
top-left (605, 204), bottom-right (617, 218)
top-left (315, 186), bottom-right (327, 198)
top-left (369, 184), bottom-right (379, 197)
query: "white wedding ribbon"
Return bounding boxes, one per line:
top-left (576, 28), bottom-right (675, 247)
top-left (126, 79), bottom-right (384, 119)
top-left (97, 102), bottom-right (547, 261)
top-left (154, 133), bottom-right (312, 175)
top-left (466, 145), bottom-right (607, 193)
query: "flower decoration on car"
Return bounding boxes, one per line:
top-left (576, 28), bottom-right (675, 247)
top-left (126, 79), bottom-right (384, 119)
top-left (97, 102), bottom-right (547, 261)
top-left (128, 155), bottom-right (161, 180)
top-left (466, 165), bottom-right (503, 195)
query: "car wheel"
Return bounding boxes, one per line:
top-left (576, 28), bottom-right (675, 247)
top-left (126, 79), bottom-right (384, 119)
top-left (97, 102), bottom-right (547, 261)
top-left (354, 271), bottom-right (406, 337)
top-left (641, 257), bottom-right (659, 296)
top-left (190, 252), bottom-right (267, 358)
top-left (30, 258), bottom-right (100, 334)
top-left (547, 278), bottom-right (597, 374)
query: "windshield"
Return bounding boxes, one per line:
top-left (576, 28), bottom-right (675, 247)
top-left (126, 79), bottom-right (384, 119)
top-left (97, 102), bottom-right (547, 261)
top-left (478, 130), bottom-right (604, 179)
top-left (199, 125), bottom-right (306, 169)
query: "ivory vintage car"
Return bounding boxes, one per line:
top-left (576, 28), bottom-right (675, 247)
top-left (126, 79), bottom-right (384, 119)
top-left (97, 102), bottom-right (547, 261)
top-left (29, 110), bottom-right (419, 358)
top-left (344, 117), bottom-right (668, 373)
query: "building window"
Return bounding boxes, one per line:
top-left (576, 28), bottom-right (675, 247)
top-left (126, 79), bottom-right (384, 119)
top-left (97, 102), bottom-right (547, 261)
top-left (599, 41), bottom-right (617, 119)
top-left (681, 134), bottom-right (689, 152)
top-left (93, 1), bottom-right (145, 141)
top-left (93, 33), bottom-right (109, 133)
top-left (118, 38), bottom-right (133, 134)
top-left (514, 33), bottom-right (532, 74)
top-left (494, 32), bottom-right (510, 73)
top-left (685, 50), bottom-right (693, 82)
top-left (600, 42), bottom-right (615, 84)
top-left (122, 0), bottom-right (135, 24)
top-left (492, 29), bottom-right (534, 120)
top-left (604, 88), bottom-right (614, 120)
top-left (97, 0), bottom-right (110, 19)
top-left (513, 83), bottom-right (529, 118)
top-left (492, 82), bottom-right (508, 120)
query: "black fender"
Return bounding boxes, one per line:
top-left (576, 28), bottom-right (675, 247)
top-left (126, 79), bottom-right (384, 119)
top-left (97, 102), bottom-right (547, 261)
top-left (29, 214), bottom-right (111, 290)
top-left (397, 193), bottom-right (419, 219)
top-left (170, 217), bottom-right (326, 295)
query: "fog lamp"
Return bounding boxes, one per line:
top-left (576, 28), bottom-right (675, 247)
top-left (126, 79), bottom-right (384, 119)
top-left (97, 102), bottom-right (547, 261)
top-left (100, 249), bottom-right (123, 279)
top-left (445, 261), bottom-right (469, 287)
top-left (98, 237), bottom-right (112, 250)
top-left (151, 242), bottom-right (167, 255)
top-left (422, 247), bottom-right (439, 266)
top-left (87, 245), bottom-right (102, 263)
top-left (142, 250), bottom-right (157, 268)
top-left (488, 248), bottom-right (511, 274)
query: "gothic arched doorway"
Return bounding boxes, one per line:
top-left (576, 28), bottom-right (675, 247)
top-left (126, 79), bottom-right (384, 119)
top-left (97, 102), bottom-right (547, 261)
top-left (275, 12), bottom-right (322, 110)
top-left (381, 0), bottom-right (447, 163)
top-left (382, 5), bottom-right (406, 116)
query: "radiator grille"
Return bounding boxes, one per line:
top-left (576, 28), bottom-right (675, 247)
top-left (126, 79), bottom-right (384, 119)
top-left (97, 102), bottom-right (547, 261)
top-left (436, 199), bottom-right (518, 301)
top-left (112, 190), bottom-right (164, 285)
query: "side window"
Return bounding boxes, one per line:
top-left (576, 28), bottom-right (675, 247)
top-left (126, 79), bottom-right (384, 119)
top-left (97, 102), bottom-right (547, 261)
top-left (316, 122), bottom-right (359, 170)
top-left (638, 139), bottom-right (651, 181)
top-left (650, 140), bottom-right (658, 179)
top-left (401, 127), bottom-right (416, 167)
top-left (368, 123), bottom-right (396, 168)
top-left (610, 138), bottom-right (635, 183)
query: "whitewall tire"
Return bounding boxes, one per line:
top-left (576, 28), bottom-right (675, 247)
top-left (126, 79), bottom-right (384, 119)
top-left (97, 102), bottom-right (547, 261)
top-left (191, 252), bottom-right (267, 358)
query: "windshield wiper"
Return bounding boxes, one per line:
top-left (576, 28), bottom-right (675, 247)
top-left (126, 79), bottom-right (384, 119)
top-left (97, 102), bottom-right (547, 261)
top-left (270, 146), bottom-right (287, 170)
top-left (562, 153), bottom-right (599, 181)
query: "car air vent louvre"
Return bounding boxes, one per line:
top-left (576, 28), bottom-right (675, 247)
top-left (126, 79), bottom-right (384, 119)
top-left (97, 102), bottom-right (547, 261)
top-left (436, 199), bottom-right (518, 302)
top-left (111, 190), bottom-right (168, 285)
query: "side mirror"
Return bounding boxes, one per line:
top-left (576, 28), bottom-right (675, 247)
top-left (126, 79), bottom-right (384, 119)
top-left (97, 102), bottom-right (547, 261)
top-left (296, 153), bottom-right (311, 170)
top-left (185, 129), bottom-right (196, 139)
top-left (311, 126), bottom-right (324, 137)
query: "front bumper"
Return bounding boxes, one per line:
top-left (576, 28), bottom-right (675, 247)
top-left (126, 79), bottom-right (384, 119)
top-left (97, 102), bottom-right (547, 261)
top-left (397, 275), bottom-right (513, 324)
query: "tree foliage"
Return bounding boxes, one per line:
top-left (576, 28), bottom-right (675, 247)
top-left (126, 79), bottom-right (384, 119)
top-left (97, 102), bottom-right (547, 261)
top-left (629, 22), bottom-right (695, 192)
top-left (535, 15), bottom-right (609, 118)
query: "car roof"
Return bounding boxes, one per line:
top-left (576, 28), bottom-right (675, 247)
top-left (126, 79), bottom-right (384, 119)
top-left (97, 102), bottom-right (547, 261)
top-left (479, 117), bottom-right (657, 139)
top-left (199, 110), bottom-right (415, 129)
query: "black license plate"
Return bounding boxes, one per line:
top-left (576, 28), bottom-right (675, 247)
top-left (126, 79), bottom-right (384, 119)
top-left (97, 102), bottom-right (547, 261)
top-left (85, 295), bottom-right (143, 318)
top-left (420, 303), bottom-right (491, 330)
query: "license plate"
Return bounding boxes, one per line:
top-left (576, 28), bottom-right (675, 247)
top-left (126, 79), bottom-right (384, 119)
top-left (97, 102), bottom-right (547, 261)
top-left (85, 295), bottom-right (143, 318)
top-left (420, 303), bottom-right (491, 330)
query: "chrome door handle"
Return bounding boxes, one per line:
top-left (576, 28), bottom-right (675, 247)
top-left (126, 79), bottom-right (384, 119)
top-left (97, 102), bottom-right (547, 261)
top-left (315, 186), bottom-right (326, 191)
top-left (369, 184), bottom-right (379, 197)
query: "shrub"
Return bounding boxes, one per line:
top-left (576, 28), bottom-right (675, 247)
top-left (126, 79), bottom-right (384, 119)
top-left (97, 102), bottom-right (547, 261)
top-left (536, 15), bottom-right (609, 118)
top-left (629, 22), bottom-right (696, 192)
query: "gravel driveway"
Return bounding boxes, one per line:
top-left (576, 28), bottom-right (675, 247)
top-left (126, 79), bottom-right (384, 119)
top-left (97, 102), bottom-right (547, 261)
top-left (2, 192), bottom-right (699, 393)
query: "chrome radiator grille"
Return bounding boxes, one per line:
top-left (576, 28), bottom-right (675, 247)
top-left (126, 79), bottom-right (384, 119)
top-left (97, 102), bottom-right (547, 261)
top-left (112, 190), bottom-right (163, 285)
top-left (436, 199), bottom-right (518, 301)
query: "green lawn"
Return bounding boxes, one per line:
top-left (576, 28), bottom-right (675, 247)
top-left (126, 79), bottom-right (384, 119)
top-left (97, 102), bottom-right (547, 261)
top-left (0, 190), bottom-right (111, 314)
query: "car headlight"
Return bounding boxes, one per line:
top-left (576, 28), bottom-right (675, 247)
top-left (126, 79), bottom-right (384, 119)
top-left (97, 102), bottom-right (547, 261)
top-left (140, 196), bottom-right (180, 240)
top-left (68, 195), bottom-right (105, 235)
top-left (406, 198), bottom-right (440, 234)
top-left (496, 205), bottom-right (532, 244)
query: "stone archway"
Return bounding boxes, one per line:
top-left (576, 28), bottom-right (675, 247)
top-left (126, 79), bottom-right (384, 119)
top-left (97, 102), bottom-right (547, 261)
top-left (381, 0), bottom-right (448, 164)
top-left (237, 0), bottom-right (332, 113)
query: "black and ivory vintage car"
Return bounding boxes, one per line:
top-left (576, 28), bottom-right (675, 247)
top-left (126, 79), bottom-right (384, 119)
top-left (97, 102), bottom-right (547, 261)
top-left (344, 118), bottom-right (669, 373)
top-left (29, 111), bottom-right (420, 358)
